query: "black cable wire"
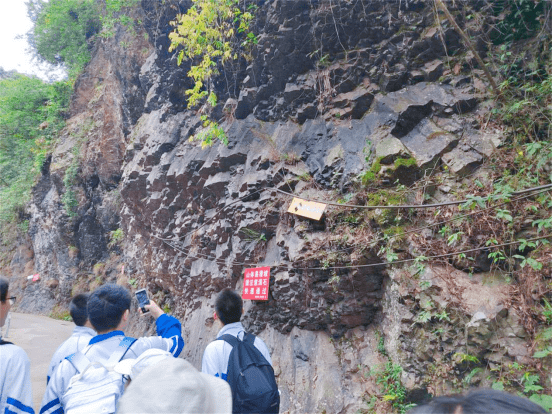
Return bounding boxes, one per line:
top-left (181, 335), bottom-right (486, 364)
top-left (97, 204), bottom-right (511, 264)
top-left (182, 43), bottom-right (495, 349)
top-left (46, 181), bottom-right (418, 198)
top-left (272, 183), bottom-right (552, 210)
top-left (150, 179), bottom-right (552, 271)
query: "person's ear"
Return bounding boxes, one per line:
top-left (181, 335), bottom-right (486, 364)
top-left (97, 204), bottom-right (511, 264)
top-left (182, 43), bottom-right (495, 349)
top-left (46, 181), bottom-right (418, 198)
top-left (123, 309), bottom-right (130, 322)
top-left (213, 311), bottom-right (218, 321)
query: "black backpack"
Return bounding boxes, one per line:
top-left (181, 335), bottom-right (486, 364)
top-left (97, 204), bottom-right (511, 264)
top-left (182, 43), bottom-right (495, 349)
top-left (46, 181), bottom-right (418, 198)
top-left (219, 333), bottom-right (280, 414)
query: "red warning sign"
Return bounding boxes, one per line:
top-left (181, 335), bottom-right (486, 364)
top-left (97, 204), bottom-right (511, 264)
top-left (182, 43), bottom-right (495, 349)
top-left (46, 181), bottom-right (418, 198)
top-left (242, 267), bottom-right (270, 301)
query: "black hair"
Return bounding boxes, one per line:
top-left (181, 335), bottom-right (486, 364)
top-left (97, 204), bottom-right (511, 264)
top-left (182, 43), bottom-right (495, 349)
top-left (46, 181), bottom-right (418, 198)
top-left (87, 284), bottom-right (131, 332)
top-left (69, 293), bottom-right (89, 326)
top-left (215, 289), bottom-right (243, 325)
top-left (408, 389), bottom-right (548, 414)
top-left (0, 278), bottom-right (8, 302)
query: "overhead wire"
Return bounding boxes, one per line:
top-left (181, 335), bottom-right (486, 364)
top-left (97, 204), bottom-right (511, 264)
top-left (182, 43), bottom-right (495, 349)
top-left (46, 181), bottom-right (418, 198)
top-left (272, 183), bottom-right (552, 210)
top-left (150, 180), bottom-right (552, 271)
top-left (290, 234), bottom-right (552, 270)
top-left (308, 186), bottom-right (552, 257)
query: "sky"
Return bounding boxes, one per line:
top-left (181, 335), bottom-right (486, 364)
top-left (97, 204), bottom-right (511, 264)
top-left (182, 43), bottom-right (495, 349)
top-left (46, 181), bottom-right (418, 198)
top-left (0, 0), bottom-right (65, 81)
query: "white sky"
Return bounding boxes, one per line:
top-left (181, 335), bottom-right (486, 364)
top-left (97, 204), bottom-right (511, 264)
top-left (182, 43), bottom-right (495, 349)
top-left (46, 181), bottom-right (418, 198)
top-left (0, 0), bottom-right (65, 81)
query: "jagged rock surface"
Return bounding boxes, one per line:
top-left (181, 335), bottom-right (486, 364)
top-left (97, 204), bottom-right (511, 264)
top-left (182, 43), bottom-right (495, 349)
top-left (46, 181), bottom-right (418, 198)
top-left (7, 1), bottom-right (525, 413)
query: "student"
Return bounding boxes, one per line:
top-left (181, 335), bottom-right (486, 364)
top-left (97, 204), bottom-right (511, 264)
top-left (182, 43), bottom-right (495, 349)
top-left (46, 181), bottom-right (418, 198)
top-left (46, 293), bottom-right (96, 384)
top-left (202, 288), bottom-right (279, 414)
top-left (40, 284), bottom-right (184, 414)
top-left (408, 388), bottom-right (547, 414)
top-left (0, 277), bottom-right (34, 414)
top-left (114, 349), bottom-right (232, 413)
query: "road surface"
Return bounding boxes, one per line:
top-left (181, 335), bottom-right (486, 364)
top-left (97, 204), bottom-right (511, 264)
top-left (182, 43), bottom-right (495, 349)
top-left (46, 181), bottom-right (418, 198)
top-left (3, 312), bottom-right (75, 412)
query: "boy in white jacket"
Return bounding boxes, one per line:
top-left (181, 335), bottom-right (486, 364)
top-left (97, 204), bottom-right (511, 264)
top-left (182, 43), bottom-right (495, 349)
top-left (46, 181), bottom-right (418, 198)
top-left (46, 293), bottom-right (96, 384)
top-left (0, 277), bottom-right (34, 414)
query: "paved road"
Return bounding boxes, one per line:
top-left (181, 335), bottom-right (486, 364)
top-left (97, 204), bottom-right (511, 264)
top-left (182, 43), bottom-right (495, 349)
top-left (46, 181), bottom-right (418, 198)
top-left (3, 312), bottom-right (75, 412)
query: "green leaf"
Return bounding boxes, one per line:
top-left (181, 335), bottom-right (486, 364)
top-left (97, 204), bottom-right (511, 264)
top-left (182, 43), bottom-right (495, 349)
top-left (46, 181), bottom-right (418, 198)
top-left (539, 327), bottom-right (552, 341)
top-left (492, 381), bottom-right (504, 391)
top-left (529, 395), bottom-right (552, 412)
top-left (533, 348), bottom-right (552, 358)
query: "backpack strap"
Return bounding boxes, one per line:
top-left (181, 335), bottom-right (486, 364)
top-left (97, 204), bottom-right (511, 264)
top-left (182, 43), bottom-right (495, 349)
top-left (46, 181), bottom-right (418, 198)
top-left (66, 351), bottom-right (92, 374)
top-left (0, 339), bottom-right (13, 345)
top-left (106, 336), bottom-right (137, 365)
top-left (243, 332), bottom-right (256, 345)
top-left (220, 332), bottom-right (257, 347)
top-left (65, 336), bottom-right (136, 374)
top-left (219, 333), bottom-right (240, 348)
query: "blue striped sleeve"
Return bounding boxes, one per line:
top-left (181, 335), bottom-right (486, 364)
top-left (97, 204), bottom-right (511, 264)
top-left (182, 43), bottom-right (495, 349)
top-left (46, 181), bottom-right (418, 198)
top-left (156, 314), bottom-right (184, 357)
top-left (39, 398), bottom-right (61, 414)
top-left (6, 397), bottom-right (35, 414)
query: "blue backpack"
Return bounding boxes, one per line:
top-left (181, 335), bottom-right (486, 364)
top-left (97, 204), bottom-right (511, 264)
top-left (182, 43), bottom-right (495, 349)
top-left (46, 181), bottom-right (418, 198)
top-left (220, 333), bottom-right (280, 414)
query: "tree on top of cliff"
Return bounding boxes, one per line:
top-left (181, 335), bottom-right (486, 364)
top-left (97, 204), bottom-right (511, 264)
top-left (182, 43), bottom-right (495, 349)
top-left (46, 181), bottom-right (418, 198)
top-left (29, 0), bottom-right (101, 78)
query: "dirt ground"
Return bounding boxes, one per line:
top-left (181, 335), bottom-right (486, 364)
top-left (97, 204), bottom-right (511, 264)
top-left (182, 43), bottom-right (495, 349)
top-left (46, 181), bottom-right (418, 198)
top-left (3, 312), bottom-right (75, 412)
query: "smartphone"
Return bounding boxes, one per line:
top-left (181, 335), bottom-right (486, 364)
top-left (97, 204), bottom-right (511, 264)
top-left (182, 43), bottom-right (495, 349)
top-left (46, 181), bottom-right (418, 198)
top-left (135, 289), bottom-right (150, 315)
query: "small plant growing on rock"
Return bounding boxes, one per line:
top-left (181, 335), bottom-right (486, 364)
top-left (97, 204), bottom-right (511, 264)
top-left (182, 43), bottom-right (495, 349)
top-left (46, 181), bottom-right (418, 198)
top-left (49, 306), bottom-right (72, 321)
top-left (108, 228), bottom-right (124, 249)
top-left (239, 227), bottom-right (266, 242)
top-left (93, 262), bottom-right (105, 276)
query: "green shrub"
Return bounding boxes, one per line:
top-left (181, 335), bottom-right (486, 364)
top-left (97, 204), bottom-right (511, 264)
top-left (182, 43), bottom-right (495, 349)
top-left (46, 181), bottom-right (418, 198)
top-left (31, 0), bottom-right (102, 77)
top-left (0, 75), bottom-right (70, 226)
top-left (168, 0), bottom-right (257, 147)
top-left (108, 228), bottom-right (124, 248)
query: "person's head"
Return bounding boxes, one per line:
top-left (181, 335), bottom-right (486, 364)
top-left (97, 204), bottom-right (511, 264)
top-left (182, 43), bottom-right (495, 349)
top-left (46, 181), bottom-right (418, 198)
top-left (87, 284), bottom-right (131, 334)
top-left (0, 277), bottom-right (11, 328)
top-left (408, 389), bottom-right (547, 414)
top-left (116, 351), bottom-right (232, 413)
top-left (69, 293), bottom-right (90, 327)
top-left (214, 289), bottom-right (243, 326)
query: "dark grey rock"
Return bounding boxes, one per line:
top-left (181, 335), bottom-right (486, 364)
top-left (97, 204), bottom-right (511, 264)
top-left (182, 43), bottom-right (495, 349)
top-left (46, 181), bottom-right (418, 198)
top-left (376, 136), bottom-right (410, 164)
top-left (442, 146), bottom-right (484, 176)
top-left (400, 118), bottom-right (459, 168)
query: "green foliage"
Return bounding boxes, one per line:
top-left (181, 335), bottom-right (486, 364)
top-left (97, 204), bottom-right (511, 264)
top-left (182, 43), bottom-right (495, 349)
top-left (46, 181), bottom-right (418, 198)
top-left (492, 381), bottom-right (505, 391)
top-left (522, 373), bottom-right (543, 393)
top-left (0, 75), bottom-right (70, 228)
top-left (49, 307), bottom-right (72, 321)
top-left (32, 0), bottom-right (102, 77)
top-left (240, 227), bottom-right (266, 242)
top-left (540, 298), bottom-right (552, 324)
top-left (190, 115), bottom-right (229, 148)
top-left (128, 278), bottom-right (138, 288)
top-left (491, 0), bottom-right (547, 44)
top-left (62, 148), bottom-right (80, 217)
top-left (169, 0), bottom-right (257, 147)
top-left (99, 0), bottom-right (141, 40)
top-left (370, 362), bottom-right (414, 413)
top-left (529, 394), bottom-right (552, 412)
top-left (454, 353), bottom-right (480, 364)
top-left (360, 171), bottom-right (376, 186)
top-left (393, 157), bottom-right (417, 169)
top-left (108, 228), bottom-right (124, 248)
top-left (370, 157), bottom-right (382, 174)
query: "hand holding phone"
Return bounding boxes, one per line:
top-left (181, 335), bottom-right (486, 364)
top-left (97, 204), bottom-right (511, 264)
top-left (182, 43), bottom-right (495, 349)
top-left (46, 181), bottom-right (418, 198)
top-left (135, 289), bottom-right (150, 315)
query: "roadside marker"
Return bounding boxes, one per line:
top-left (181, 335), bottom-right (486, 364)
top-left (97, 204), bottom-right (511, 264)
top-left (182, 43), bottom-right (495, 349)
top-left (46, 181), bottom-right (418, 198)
top-left (287, 197), bottom-right (326, 221)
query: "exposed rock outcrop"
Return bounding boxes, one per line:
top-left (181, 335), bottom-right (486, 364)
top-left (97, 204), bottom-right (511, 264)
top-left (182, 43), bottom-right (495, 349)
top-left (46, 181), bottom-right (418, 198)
top-left (10, 1), bottom-right (526, 413)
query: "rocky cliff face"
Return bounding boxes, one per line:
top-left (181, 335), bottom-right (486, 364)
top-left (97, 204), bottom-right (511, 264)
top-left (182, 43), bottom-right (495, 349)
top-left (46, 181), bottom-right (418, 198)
top-left (8, 0), bottom-right (533, 412)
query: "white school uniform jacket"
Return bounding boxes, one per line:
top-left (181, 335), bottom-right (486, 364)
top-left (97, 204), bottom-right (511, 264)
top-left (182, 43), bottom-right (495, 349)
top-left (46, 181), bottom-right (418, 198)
top-left (201, 322), bottom-right (272, 381)
top-left (39, 314), bottom-right (184, 414)
top-left (0, 339), bottom-right (34, 414)
top-left (46, 326), bottom-right (96, 384)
